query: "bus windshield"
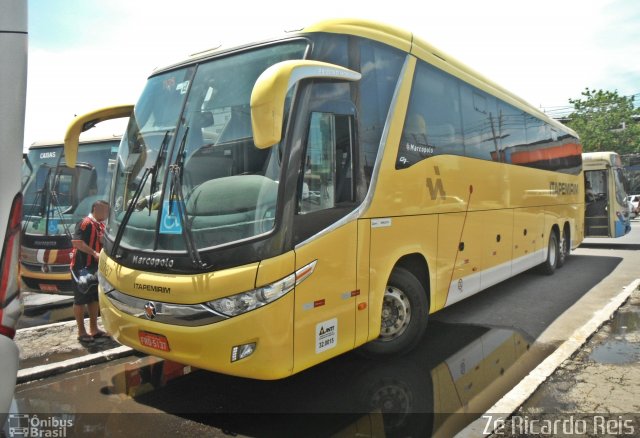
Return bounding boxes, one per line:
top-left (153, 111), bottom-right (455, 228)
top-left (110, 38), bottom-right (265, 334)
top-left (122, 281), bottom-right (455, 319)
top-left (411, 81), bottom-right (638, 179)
top-left (22, 141), bottom-right (119, 237)
top-left (110, 40), bottom-right (308, 252)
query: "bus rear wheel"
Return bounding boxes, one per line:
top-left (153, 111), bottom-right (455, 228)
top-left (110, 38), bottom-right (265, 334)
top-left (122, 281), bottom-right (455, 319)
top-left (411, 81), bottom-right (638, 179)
top-left (557, 228), bottom-right (570, 268)
top-left (362, 267), bottom-right (428, 356)
top-left (538, 231), bottom-right (559, 275)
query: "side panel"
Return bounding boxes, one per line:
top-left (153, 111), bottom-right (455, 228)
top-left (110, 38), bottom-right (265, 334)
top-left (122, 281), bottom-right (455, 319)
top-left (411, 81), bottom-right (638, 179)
top-left (440, 212), bottom-right (483, 308)
top-left (479, 209), bottom-right (514, 290)
top-left (368, 215), bottom-right (438, 338)
top-left (293, 222), bottom-right (358, 374)
top-left (512, 207), bottom-right (545, 275)
top-left (355, 219), bottom-right (371, 347)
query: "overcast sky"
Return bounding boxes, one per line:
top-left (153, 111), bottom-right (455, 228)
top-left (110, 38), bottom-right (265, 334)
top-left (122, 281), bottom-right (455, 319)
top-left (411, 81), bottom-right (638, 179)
top-left (25, 0), bottom-right (639, 148)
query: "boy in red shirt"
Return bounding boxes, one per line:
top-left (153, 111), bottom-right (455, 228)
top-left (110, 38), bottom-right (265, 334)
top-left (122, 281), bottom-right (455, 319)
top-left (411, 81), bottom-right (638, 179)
top-left (70, 200), bottom-right (109, 342)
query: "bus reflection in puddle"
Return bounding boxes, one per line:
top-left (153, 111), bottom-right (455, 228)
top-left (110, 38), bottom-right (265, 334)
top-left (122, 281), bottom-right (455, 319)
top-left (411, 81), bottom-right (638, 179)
top-left (120, 321), bottom-right (549, 436)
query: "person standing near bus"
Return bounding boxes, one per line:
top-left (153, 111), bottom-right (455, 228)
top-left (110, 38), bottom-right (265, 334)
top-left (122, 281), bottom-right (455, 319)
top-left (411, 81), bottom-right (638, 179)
top-left (70, 200), bottom-right (109, 342)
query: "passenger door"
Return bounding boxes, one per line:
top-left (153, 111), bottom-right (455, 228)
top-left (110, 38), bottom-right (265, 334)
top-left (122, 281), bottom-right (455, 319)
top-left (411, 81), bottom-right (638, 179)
top-left (292, 110), bottom-right (360, 374)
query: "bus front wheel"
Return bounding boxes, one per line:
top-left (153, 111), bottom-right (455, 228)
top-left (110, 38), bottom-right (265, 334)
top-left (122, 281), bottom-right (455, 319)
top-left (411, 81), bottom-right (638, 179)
top-left (539, 231), bottom-right (559, 275)
top-left (363, 267), bottom-right (429, 356)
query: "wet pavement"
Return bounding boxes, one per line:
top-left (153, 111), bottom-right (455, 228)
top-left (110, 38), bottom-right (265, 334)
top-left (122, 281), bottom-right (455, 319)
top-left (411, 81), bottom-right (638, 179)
top-left (496, 287), bottom-right (640, 435)
top-left (8, 320), bottom-right (553, 437)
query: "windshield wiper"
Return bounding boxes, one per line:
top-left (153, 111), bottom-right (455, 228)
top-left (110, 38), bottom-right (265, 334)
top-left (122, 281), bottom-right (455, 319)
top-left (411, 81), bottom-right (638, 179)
top-left (148, 130), bottom-right (171, 215)
top-left (166, 127), bottom-right (208, 269)
top-left (112, 130), bottom-right (172, 259)
top-left (111, 166), bottom-right (151, 260)
top-left (21, 167), bottom-right (52, 235)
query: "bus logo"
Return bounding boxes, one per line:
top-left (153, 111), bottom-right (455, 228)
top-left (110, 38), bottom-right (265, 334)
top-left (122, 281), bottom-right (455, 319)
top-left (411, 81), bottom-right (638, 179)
top-left (426, 166), bottom-right (446, 200)
top-left (144, 302), bottom-right (157, 320)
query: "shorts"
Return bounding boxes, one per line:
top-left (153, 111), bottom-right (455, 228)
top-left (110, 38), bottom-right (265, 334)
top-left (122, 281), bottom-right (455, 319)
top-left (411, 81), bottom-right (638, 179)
top-left (72, 277), bottom-right (99, 305)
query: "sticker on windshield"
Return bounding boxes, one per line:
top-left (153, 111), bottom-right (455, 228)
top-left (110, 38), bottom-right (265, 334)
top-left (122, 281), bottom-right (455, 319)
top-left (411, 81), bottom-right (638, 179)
top-left (176, 80), bottom-right (190, 95)
top-left (316, 318), bottom-right (338, 354)
top-left (159, 200), bottom-right (183, 234)
top-left (48, 219), bottom-right (59, 234)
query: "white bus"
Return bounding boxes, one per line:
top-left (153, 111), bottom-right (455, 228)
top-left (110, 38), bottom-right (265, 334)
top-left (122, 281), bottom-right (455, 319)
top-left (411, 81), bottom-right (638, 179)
top-left (0, 0), bottom-right (27, 423)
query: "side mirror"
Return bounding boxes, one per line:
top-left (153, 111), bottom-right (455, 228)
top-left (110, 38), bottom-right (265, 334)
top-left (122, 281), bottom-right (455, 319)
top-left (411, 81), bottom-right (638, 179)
top-left (250, 60), bottom-right (361, 149)
top-left (64, 104), bottom-right (134, 168)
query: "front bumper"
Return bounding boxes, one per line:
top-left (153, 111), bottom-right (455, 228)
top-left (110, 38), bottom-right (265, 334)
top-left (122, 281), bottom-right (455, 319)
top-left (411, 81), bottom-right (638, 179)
top-left (100, 287), bottom-right (295, 380)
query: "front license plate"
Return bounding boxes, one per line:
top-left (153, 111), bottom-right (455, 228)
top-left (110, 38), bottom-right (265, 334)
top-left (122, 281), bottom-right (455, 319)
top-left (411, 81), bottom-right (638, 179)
top-left (39, 284), bottom-right (59, 292)
top-left (138, 331), bottom-right (170, 352)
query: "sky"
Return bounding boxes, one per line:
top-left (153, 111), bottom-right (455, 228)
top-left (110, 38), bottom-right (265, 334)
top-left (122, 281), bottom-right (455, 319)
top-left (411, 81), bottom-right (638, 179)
top-left (24, 0), bottom-right (640, 149)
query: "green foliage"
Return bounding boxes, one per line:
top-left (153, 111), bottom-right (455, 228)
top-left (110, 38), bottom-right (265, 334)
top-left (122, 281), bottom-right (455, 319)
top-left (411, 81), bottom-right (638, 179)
top-left (567, 88), bottom-right (640, 154)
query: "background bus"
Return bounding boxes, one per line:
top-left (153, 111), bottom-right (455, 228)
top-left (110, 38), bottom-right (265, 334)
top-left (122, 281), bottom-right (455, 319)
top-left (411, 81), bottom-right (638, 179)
top-left (21, 135), bottom-right (120, 294)
top-left (65, 19), bottom-right (583, 380)
top-left (583, 151), bottom-right (631, 238)
top-left (0, 0), bottom-right (27, 424)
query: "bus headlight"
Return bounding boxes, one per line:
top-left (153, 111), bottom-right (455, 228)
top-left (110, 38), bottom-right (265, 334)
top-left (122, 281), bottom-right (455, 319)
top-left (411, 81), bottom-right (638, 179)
top-left (98, 271), bottom-right (115, 294)
top-left (207, 260), bottom-right (317, 317)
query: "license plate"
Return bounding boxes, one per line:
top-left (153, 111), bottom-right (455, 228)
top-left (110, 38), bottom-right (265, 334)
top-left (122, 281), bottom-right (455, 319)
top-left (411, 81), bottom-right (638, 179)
top-left (138, 331), bottom-right (170, 352)
top-left (39, 284), bottom-right (59, 292)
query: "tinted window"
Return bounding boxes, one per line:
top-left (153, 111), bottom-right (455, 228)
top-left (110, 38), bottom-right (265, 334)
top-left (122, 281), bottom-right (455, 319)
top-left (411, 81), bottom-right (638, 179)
top-left (397, 61), bottom-right (463, 169)
top-left (461, 86), bottom-right (498, 161)
top-left (397, 60), bottom-right (582, 174)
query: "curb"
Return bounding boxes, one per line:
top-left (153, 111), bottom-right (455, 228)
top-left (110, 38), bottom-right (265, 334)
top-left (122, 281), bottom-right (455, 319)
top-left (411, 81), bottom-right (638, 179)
top-left (456, 278), bottom-right (640, 437)
top-left (17, 345), bottom-right (134, 384)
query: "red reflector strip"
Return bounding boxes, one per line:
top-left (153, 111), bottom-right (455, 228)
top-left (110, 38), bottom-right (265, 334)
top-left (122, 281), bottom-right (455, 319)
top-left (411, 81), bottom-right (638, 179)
top-left (313, 299), bottom-right (325, 308)
top-left (0, 325), bottom-right (16, 339)
top-left (351, 290), bottom-right (360, 297)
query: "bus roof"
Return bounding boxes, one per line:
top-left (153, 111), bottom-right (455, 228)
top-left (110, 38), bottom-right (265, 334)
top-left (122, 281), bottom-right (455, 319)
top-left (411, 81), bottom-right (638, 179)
top-left (152, 18), bottom-right (578, 138)
top-left (582, 151), bottom-right (622, 167)
top-left (29, 133), bottom-right (121, 149)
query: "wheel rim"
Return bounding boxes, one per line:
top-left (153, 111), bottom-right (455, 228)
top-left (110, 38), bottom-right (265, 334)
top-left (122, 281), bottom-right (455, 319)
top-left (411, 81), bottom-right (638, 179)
top-left (549, 235), bottom-right (557, 266)
top-left (369, 380), bottom-right (412, 414)
top-left (379, 286), bottom-right (411, 341)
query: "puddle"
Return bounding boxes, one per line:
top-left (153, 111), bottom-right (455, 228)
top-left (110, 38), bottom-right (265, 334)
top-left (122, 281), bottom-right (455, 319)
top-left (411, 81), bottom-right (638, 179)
top-left (588, 306), bottom-right (640, 364)
top-left (12, 322), bottom-right (554, 437)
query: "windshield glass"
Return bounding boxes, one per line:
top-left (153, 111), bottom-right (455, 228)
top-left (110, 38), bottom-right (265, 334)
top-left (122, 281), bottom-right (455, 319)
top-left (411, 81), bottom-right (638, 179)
top-left (614, 167), bottom-right (628, 206)
top-left (110, 41), bottom-right (308, 251)
top-left (22, 141), bottom-right (119, 237)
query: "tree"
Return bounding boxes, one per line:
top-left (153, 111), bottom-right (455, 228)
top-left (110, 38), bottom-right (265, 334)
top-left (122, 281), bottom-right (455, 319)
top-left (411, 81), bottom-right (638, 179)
top-left (566, 88), bottom-right (640, 154)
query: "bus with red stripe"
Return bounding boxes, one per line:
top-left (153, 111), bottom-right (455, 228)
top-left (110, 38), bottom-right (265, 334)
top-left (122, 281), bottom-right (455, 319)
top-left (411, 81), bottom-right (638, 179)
top-left (20, 135), bottom-right (120, 294)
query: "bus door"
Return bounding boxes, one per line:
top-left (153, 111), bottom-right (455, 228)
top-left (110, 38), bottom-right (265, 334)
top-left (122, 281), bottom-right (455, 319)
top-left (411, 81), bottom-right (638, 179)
top-left (292, 102), bottom-right (361, 373)
top-left (584, 169), bottom-right (609, 237)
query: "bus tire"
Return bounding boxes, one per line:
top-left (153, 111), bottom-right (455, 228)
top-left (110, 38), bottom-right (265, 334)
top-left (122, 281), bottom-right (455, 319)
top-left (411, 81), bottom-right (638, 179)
top-left (556, 228), bottom-right (570, 268)
top-left (362, 267), bottom-right (428, 356)
top-left (538, 231), bottom-right (559, 275)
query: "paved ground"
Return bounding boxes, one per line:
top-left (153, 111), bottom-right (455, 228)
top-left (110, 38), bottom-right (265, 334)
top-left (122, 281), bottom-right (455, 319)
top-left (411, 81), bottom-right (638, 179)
top-left (13, 318), bottom-right (135, 389)
top-left (460, 285), bottom-right (640, 437)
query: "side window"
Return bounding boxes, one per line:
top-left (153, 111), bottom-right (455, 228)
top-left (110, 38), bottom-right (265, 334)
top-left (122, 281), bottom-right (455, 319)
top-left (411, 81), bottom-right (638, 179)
top-left (397, 61), bottom-right (463, 169)
top-left (299, 112), bottom-right (355, 214)
top-left (498, 101), bottom-right (527, 163)
top-left (461, 86), bottom-right (498, 161)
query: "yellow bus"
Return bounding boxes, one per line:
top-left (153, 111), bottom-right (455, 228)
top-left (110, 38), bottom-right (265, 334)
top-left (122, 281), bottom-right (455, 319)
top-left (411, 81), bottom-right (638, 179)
top-left (64, 19), bottom-right (583, 379)
top-left (20, 135), bottom-right (121, 294)
top-left (582, 151), bottom-right (631, 238)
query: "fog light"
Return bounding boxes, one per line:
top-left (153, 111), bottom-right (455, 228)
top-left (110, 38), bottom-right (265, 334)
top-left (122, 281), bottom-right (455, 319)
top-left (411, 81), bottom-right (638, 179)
top-left (231, 342), bottom-right (256, 362)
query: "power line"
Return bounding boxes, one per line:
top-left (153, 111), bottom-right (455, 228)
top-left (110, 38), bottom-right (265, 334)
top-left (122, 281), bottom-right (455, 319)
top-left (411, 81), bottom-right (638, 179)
top-left (540, 91), bottom-right (640, 119)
